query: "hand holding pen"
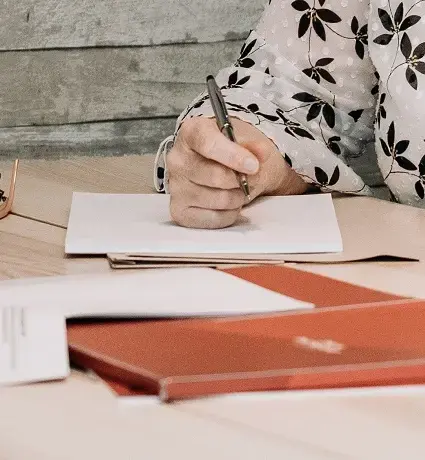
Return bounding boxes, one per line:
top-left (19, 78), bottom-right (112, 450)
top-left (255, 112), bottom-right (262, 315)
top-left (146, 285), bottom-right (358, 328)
top-left (166, 77), bottom-right (307, 229)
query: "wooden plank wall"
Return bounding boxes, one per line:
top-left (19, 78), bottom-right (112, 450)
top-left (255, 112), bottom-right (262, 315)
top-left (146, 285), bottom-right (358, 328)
top-left (0, 0), bottom-right (266, 159)
top-left (0, 0), bottom-right (383, 187)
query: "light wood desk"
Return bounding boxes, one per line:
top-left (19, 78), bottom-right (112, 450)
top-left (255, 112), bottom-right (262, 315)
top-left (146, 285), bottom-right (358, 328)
top-left (1, 155), bottom-right (425, 459)
top-left (0, 155), bottom-right (156, 228)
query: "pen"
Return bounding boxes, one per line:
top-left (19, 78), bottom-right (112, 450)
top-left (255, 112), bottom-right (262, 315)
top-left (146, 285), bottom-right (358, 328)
top-left (206, 75), bottom-right (251, 200)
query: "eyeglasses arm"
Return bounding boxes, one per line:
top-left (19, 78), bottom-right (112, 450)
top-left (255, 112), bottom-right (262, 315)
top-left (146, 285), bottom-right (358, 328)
top-left (0, 159), bottom-right (19, 219)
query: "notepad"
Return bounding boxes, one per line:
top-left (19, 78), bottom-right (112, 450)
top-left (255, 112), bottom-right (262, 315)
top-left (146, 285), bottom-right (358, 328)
top-left (65, 193), bottom-right (342, 256)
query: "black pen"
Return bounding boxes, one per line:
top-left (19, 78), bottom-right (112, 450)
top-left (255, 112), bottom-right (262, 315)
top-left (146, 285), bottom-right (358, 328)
top-left (206, 75), bottom-right (251, 200)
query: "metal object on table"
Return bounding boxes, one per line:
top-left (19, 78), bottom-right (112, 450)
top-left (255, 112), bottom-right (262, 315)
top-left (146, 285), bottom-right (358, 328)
top-left (0, 159), bottom-right (19, 219)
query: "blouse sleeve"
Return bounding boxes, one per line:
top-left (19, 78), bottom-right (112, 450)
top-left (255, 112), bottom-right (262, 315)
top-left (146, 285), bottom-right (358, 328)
top-left (368, 0), bottom-right (425, 207)
top-left (154, 0), bottom-right (378, 197)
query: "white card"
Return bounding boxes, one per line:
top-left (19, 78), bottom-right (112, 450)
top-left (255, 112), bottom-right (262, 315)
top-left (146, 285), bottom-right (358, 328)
top-left (65, 193), bottom-right (342, 255)
top-left (0, 305), bottom-right (70, 386)
top-left (0, 268), bottom-right (312, 319)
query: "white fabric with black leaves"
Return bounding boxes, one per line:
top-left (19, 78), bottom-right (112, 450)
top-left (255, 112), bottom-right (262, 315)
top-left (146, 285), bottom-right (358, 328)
top-left (154, 0), bottom-right (425, 207)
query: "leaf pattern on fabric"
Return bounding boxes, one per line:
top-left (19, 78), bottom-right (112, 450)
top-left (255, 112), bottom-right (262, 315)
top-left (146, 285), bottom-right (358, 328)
top-left (376, 93), bottom-right (387, 128)
top-left (373, 4), bottom-right (420, 45)
top-left (302, 57), bottom-right (336, 84)
top-left (414, 154), bottom-right (425, 199)
top-left (292, 92), bottom-right (336, 128)
top-left (373, 2), bottom-right (425, 91)
top-left (314, 165), bottom-right (340, 186)
top-left (153, 0), bottom-right (425, 203)
top-left (292, 0), bottom-right (342, 41)
top-left (0, 173), bottom-right (6, 203)
top-left (381, 121), bottom-right (417, 179)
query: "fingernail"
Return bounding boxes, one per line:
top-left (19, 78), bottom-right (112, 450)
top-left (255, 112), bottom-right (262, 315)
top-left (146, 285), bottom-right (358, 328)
top-left (243, 157), bottom-right (259, 173)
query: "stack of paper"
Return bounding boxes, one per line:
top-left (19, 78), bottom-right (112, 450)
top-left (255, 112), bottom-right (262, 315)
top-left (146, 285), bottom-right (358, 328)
top-left (65, 193), bottom-right (343, 267)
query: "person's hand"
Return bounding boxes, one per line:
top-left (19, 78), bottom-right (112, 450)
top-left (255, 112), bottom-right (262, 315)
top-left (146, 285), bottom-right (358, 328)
top-left (167, 116), bottom-right (308, 229)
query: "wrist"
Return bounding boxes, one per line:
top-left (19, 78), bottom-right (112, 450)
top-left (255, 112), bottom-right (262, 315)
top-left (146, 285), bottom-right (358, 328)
top-left (265, 155), bottom-right (310, 196)
top-left (274, 170), bottom-right (309, 195)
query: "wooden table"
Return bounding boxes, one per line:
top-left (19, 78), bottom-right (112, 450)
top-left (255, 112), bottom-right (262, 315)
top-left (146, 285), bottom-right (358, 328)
top-left (1, 155), bottom-right (425, 459)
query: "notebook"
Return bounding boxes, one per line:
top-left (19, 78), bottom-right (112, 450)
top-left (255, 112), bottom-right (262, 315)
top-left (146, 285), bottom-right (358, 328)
top-left (86, 264), bottom-right (408, 397)
top-left (67, 299), bottom-right (425, 402)
top-left (65, 192), bottom-right (343, 256)
top-left (67, 265), bottom-right (411, 400)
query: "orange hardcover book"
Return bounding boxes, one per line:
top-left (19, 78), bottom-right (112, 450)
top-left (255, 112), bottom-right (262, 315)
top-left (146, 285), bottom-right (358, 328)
top-left (68, 295), bottom-right (425, 402)
top-left (99, 375), bottom-right (155, 397)
top-left (68, 265), bottom-right (410, 400)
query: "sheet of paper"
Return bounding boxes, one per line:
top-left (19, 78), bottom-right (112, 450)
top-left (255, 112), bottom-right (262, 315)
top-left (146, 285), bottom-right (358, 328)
top-left (0, 269), bottom-right (312, 319)
top-left (0, 305), bottom-right (69, 386)
top-left (65, 193), bottom-right (342, 255)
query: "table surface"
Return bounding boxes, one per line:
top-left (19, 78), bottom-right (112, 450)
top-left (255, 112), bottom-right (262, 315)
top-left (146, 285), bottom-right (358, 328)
top-left (1, 155), bottom-right (425, 460)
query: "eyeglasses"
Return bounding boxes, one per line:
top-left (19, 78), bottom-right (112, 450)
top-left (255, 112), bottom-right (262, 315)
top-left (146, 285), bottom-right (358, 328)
top-left (0, 160), bottom-right (19, 220)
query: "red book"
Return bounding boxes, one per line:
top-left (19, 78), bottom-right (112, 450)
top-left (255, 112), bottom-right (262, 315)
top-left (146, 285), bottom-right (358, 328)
top-left (67, 266), bottom-right (420, 402)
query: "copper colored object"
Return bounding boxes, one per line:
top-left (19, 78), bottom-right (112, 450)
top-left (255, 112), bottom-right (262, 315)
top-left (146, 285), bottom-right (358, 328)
top-left (0, 159), bottom-right (19, 219)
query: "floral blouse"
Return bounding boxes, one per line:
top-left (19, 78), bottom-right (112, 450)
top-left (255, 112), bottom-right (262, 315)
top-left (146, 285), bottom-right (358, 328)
top-left (154, 0), bottom-right (425, 207)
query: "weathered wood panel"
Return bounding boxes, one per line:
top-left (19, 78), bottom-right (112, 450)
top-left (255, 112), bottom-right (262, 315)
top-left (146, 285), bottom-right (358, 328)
top-left (0, 118), bottom-right (176, 159)
top-left (0, 0), bottom-right (265, 50)
top-left (0, 41), bottom-right (242, 127)
top-left (0, 118), bottom-right (386, 187)
top-left (0, 0), bottom-right (382, 188)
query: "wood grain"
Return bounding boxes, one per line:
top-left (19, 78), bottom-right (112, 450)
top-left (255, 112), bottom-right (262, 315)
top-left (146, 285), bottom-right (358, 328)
top-left (0, 215), bottom-right (108, 279)
top-left (0, 0), bottom-right (264, 50)
top-left (0, 42), bottom-right (241, 127)
top-left (0, 154), bottom-right (156, 227)
top-left (0, 118), bottom-right (176, 159)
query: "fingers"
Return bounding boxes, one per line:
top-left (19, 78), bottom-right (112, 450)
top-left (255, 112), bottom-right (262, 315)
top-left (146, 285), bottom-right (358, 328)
top-left (170, 203), bottom-right (240, 229)
top-left (169, 178), bottom-right (244, 229)
top-left (179, 117), bottom-right (260, 175)
top-left (166, 116), bottom-right (273, 229)
top-left (168, 147), bottom-right (239, 189)
top-left (169, 178), bottom-right (245, 211)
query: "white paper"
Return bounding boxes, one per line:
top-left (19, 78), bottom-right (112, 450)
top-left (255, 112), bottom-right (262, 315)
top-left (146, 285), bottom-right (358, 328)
top-left (0, 268), bottom-right (312, 319)
top-left (65, 193), bottom-right (342, 255)
top-left (0, 305), bottom-right (70, 386)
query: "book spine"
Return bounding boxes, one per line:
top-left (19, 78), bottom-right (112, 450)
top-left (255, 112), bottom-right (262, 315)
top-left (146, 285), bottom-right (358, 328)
top-left (161, 363), bottom-right (425, 401)
top-left (69, 346), bottom-right (160, 394)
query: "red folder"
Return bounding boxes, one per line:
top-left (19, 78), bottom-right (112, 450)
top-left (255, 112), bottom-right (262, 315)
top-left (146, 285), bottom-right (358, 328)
top-left (67, 266), bottom-right (420, 401)
top-left (68, 300), bottom-right (425, 401)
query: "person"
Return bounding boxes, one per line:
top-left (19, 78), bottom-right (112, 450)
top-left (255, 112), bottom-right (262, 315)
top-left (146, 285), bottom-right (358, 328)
top-left (154, 0), bottom-right (425, 229)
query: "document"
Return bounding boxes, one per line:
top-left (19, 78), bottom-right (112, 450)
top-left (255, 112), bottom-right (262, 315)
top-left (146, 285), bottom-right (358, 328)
top-left (65, 193), bottom-right (342, 256)
top-left (0, 305), bottom-right (69, 385)
top-left (0, 268), bottom-right (313, 319)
